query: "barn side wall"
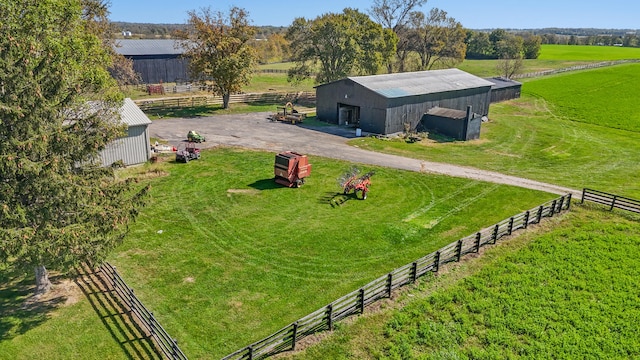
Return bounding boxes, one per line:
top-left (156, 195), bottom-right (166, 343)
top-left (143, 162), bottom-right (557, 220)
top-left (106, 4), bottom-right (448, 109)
top-left (100, 125), bottom-right (151, 166)
top-left (490, 85), bottom-right (522, 103)
top-left (384, 87), bottom-right (491, 134)
top-left (316, 80), bottom-right (389, 134)
top-left (131, 56), bottom-right (190, 84)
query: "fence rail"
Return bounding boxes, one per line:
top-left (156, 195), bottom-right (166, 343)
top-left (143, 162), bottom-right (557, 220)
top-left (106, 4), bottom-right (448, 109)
top-left (135, 92), bottom-right (316, 112)
top-left (581, 188), bottom-right (640, 214)
top-left (222, 194), bottom-right (572, 360)
top-left (100, 262), bottom-right (188, 360)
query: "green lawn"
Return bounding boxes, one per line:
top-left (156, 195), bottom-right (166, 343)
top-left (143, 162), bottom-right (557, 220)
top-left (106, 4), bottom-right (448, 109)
top-left (348, 63), bottom-right (640, 198)
top-left (284, 203), bottom-right (640, 359)
top-left (106, 149), bottom-right (555, 357)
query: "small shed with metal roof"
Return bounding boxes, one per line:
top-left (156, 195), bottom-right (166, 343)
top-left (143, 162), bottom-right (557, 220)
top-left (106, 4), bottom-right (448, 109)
top-left (485, 77), bottom-right (522, 103)
top-left (99, 98), bottom-right (152, 166)
top-left (315, 68), bottom-right (494, 135)
top-left (114, 39), bottom-right (188, 83)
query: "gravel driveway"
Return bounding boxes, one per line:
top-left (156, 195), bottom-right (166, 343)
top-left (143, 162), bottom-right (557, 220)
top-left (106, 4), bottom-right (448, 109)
top-left (149, 112), bottom-right (580, 197)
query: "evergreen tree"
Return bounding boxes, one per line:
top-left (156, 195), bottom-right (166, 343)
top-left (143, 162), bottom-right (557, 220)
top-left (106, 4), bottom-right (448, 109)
top-left (0, 0), bottom-right (148, 295)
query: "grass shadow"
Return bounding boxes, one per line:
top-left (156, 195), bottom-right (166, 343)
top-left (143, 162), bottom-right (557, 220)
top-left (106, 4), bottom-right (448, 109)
top-left (74, 266), bottom-right (163, 360)
top-left (248, 178), bottom-right (282, 190)
top-left (320, 191), bottom-right (361, 207)
top-left (0, 271), bottom-right (64, 341)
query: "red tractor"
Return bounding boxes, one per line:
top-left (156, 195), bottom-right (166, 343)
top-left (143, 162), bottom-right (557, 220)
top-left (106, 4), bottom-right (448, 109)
top-left (274, 151), bottom-right (312, 187)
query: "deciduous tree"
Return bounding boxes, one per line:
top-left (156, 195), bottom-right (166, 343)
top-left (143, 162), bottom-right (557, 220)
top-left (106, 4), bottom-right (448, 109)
top-left (408, 9), bottom-right (466, 70)
top-left (523, 34), bottom-right (542, 59)
top-left (175, 7), bottom-right (257, 109)
top-left (286, 8), bottom-right (397, 84)
top-left (0, 0), bottom-right (148, 295)
top-left (369, 0), bottom-right (427, 72)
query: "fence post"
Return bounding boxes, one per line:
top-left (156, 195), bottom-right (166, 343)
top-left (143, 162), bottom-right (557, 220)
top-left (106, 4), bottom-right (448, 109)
top-left (386, 273), bottom-right (393, 298)
top-left (492, 224), bottom-right (499, 243)
top-left (128, 287), bottom-right (135, 310)
top-left (523, 211), bottom-right (530, 229)
top-left (566, 193), bottom-right (572, 210)
top-left (456, 240), bottom-right (463, 262)
top-left (248, 346), bottom-right (253, 360)
top-left (581, 188), bottom-right (586, 203)
top-left (508, 217), bottom-right (514, 235)
top-left (550, 200), bottom-right (557, 217)
top-left (475, 232), bottom-right (481, 252)
top-left (111, 265), bottom-right (117, 288)
top-left (172, 338), bottom-right (179, 358)
top-left (291, 322), bottom-right (298, 351)
top-left (610, 195), bottom-right (617, 211)
top-left (433, 251), bottom-right (441, 272)
top-left (558, 196), bottom-right (565, 213)
top-left (537, 206), bottom-right (543, 223)
top-left (149, 312), bottom-right (156, 339)
top-left (326, 304), bottom-right (333, 331)
top-left (411, 262), bottom-right (418, 283)
top-left (358, 288), bottom-right (365, 314)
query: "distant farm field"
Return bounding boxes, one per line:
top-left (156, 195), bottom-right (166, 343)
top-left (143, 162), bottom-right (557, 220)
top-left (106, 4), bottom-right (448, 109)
top-left (523, 63), bottom-right (640, 132)
top-left (538, 44), bottom-right (640, 60)
top-left (106, 149), bottom-right (554, 357)
top-left (285, 204), bottom-right (640, 359)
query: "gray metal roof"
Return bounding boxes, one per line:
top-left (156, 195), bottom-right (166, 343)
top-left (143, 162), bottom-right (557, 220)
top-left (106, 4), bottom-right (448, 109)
top-left (120, 98), bottom-right (152, 127)
top-left (114, 39), bottom-right (183, 56)
top-left (347, 68), bottom-right (494, 98)
top-left (484, 77), bottom-right (522, 90)
top-left (426, 106), bottom-right (468, 120)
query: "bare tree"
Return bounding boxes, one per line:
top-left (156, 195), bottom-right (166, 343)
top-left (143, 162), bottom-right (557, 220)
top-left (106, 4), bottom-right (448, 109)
top-left (369, 0), bottom-right (427, 72)
top-left (496, 56), bottom-right (523, 79)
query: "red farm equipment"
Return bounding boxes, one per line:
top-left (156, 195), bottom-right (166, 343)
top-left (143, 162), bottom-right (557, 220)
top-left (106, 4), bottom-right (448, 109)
top-left (274, 151), bottom-right (311, 187)
top-left (175, 142), bottom-right (201, 163)
top-left (340, 168), bottom-right (375, 200)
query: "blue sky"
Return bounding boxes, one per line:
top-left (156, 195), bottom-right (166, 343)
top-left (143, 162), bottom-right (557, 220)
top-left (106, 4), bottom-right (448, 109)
top-left (109, 0), bottom-right (640, 30)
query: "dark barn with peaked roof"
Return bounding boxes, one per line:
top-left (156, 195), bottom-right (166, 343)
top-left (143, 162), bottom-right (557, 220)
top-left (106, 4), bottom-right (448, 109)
top-left (114, 39), bottom-right (189, 84)
top-left (315, 69), bottom-right (493, 135)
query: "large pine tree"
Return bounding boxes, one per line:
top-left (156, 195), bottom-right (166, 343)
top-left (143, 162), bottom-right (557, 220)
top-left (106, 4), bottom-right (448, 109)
top-left (0, 0), bottom-right (148, 295)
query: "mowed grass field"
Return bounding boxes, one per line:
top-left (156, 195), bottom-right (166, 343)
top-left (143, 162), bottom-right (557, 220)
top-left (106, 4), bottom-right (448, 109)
top-left (106, 150), bottom-right (554, 357)
top-left (349, 63), bottom-right (640, 198)
top-left (283, 204), bottom-right (640, 359)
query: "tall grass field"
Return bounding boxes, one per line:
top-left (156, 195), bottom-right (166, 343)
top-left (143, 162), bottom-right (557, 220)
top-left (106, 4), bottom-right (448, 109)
top-left (284, 204), bottom-right (640, 359)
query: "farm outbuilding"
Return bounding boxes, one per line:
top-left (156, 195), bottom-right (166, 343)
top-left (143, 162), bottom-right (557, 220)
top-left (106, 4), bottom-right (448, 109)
top-left (315, 69), bottom-right (494, 135)
top-left (423, 106), bottom-right (483, 141)
top-left (99, 98), bottom-right (152, 167)
top-left (485, 77), bottom-right (522, 103)
top-left (114, 39), bottom-right (189, 84)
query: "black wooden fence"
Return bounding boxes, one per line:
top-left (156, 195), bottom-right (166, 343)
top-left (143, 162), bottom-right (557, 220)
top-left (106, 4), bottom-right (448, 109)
top-left (581, 188), bottom-right (640, 214)
top-left (221, 194), bottom-right (572, 360)
top-left (135, 92), bottom-right (316, 112)
top-left (100, 262), bottom-right (188, 360)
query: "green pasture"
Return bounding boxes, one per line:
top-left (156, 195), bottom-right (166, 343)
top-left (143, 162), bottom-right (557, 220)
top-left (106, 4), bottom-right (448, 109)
top-left (286, 204), bottom-right (640, 359)
top-left (523, 63), bottom-right (640, 132)
top-left (104, 149), bottom-right (553, 357)
top-left (538, 44), bottom-right (640, 60)
top-left (348, 63), bottom-right (640, 198)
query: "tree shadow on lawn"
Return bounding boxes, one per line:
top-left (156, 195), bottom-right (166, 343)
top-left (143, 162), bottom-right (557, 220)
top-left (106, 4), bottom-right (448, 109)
top-left (0, 271), bottom-right (63, 341)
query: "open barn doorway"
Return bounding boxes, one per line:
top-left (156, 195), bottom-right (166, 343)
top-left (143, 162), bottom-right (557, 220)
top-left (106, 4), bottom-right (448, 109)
top-left (338, 104), bottom-right (360, 126)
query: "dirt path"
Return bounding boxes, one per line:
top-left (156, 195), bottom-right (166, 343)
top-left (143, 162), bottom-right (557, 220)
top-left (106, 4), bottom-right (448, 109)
top-left (149, 112), bottom-right (581, 197)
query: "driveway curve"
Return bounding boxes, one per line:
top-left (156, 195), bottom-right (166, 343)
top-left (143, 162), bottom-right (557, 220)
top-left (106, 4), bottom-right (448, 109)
top-left (149, 112), bottom-right (580, 197)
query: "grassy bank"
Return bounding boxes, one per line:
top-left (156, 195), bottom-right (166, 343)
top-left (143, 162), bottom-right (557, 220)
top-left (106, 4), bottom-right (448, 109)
top-left (285, 203), bottom-right (640, 359)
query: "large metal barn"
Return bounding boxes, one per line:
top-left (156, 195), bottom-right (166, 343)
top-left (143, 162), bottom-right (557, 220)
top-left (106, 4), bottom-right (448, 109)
top-left (315, 69), bottom-right (494, 135)
top-left (114, 39), bottom-right (189, 84)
